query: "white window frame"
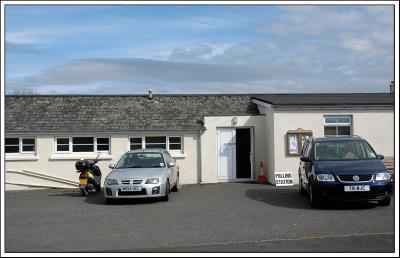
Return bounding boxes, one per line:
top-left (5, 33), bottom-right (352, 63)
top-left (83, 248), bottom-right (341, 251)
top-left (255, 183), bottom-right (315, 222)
top-left (95, 137), bottom-right (110, 153)
top-left (323, 115), bottom-right (352, 136)
top-left (129, 137), bottom-right (144, 150)
top-left (128, 136), bottom-right (183, 153)
top-left (54, 137), bottom-right (110, 154)
top-left (5, 137), bottom-right (36, 155)
top-left (167, 136), bottom-right (183, 153)
top-left (145, 136), bottom-right (167, 149)
top-left (55, 137), bottom-right (71, 153)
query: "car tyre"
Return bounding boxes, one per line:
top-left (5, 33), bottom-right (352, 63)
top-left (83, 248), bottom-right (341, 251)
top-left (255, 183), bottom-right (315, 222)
top-left (81, 188), bottom-right (89, 197)
top-left (309, 185), bottom-right (321, 207)
top-left (171, 174), bottom-right (179, 192)
top-left (298, 173), bottom-right (305, 194)
top-left (378, 197), bottom-right (391, 206)
top-left (162, 180), bottom-right (170, 202)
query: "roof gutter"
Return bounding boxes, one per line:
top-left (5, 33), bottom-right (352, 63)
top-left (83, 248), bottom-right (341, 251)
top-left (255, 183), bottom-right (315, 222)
top-left (5, 128), bottom-right (205, 134)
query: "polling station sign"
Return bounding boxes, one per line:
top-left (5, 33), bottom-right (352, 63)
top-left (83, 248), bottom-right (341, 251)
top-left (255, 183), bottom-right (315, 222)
top-left (274, 172), bottom-right (294, 186)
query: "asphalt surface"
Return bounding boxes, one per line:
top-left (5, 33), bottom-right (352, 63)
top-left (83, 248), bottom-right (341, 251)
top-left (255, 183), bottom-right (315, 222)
top-left (4, 183), bottom-right (396, 253)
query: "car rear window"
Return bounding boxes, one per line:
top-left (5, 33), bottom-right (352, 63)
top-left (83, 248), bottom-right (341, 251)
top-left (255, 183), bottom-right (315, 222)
top-left (314, 141), bottom-right (377, 161)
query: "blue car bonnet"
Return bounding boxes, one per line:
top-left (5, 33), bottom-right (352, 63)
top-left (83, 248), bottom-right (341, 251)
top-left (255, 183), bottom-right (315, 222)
top-left (313, 159), bottom-right (386, 175)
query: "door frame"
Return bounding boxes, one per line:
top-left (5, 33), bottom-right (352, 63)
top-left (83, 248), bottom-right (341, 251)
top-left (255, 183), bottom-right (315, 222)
top-left (216, 127), bottom-right (255, 182)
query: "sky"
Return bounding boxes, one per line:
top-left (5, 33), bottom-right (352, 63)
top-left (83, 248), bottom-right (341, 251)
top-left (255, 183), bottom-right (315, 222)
top-left (4, 3), bottom-right (395, 94)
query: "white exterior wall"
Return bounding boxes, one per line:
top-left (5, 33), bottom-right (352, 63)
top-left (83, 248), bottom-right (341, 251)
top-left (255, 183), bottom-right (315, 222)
top-left (271, 108), bottom-right (394, 185)
top-left (5, 132), bottom-right (199, 190)
top-left (201, 115), bottom-right (266, 184)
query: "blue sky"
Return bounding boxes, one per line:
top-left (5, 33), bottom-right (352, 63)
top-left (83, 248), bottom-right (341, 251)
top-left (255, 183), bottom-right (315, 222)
top-left (5, 4), bottom-right (395, 94)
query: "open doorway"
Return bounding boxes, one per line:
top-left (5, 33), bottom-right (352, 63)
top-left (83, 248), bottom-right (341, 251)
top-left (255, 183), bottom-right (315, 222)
top-left (217, 128), bottom-right (253, 181)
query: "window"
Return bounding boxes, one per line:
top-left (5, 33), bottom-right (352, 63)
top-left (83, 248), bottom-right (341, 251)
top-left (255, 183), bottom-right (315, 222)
top-left (168, 137), bottom-right (182, 150)
top-left (96, 138), bottom-right (110, 152)
top-left (129, 136), bottom-right (183, 152)
top-left (314, 141), bottom-right (377, 161)
top-left (5, 137), bottom-right (36, 154)
top-left (73, 137), bottom-right (94, 152)
top-left (145, 136), bottom-right (167, 149)
top-left (324, 116), bottom-right (352, 136)
top-left (55, 137), bottom-right (110, 153)
top-left (5, 138), bottom-right (20, 153)
top-left (130, 138), bottom-right (143, 150)
top-left (56, 138), bottom-right (70, 152)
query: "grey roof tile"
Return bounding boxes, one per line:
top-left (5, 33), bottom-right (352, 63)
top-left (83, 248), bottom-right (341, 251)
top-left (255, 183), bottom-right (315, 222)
top-left (5, 95), bottom-right (259, 132)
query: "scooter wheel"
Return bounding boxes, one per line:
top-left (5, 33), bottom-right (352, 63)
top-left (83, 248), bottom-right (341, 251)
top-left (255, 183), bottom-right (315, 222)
top-left (95, 185), bottom-right (101, 192)
top-left (81, 189), bottom-right (89, 197)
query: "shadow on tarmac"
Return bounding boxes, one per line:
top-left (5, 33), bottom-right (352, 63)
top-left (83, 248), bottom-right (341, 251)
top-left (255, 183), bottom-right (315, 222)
top-left (245, 187), bottom-right (379, 210)
top-left (48, 189), bottom-right (161, 205)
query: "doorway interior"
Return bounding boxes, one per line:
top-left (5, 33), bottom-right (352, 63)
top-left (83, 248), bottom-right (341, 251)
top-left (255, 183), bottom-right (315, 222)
top-left (217, 127), bottom-right (254, 181)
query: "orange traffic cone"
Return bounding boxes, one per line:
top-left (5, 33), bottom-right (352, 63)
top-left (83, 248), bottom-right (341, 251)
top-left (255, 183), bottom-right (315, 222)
top-left (258, 161), bottom-right (266, 183)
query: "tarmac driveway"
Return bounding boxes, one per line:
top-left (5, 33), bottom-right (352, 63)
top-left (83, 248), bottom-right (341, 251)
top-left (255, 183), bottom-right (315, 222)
top-left (4, 183), bottom-right (395, 253)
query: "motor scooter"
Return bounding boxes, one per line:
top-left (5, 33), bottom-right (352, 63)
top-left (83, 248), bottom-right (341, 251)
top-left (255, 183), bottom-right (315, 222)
top-left (75, 153), bottom-right (102, 197)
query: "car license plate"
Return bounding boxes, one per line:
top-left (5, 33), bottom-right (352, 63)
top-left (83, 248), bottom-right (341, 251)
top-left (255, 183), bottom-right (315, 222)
top-left (344, 185), bottom-right (370, 192)
top-left (121, 186), bottom-right (142, 192)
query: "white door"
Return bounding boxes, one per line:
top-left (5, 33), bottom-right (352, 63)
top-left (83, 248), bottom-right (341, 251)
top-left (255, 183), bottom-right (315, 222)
top-left (217, 129), bottom-right (236, 180)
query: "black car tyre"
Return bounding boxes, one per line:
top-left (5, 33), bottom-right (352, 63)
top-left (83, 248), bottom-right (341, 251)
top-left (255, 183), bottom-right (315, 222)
top-left (378, 197), bottom-right (391, 206)
top-left (81, 189), bottom-right (88, 197)
top-left (162, 180), bottom-right (170, 202)
top-left (309, 185), bottom-right (321, 207)
top-left (298, 173), bottom-right (305, 194)
top-left (171, 174), bottom-right (179, 192)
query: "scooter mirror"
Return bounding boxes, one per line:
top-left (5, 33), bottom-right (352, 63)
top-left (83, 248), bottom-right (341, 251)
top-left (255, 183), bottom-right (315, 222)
top-left (109, 164), bottom-right (115, 169)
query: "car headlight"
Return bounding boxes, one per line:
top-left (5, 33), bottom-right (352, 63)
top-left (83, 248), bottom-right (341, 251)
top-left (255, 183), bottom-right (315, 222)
top-left (106, 179), bottom-right (118, 185)
top-left (145, 178), bottom-right (159, 184)
top-left (317, 174), bottom-right (335, 182)
top-left (375, 172), bottom-right (391, 181)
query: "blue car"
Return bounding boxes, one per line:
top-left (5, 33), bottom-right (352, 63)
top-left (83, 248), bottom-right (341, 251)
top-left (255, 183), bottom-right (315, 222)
top-left (298, 136), bottom-right (392, 206)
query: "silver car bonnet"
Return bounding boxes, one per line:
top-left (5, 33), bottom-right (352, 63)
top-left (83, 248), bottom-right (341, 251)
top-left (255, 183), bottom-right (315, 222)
top-left (107, 167), bottom-right (166, 180)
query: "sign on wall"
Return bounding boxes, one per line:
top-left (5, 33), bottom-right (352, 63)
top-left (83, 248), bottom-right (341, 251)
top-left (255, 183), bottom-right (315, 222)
top-left (274, 172), bottom-right (293, 186)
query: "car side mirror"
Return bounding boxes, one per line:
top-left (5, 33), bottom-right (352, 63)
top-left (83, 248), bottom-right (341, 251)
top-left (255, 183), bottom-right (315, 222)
top-left (108, 163), bottom-right (115, 169)
top-left (376, 154), bottom-right (384, 160)
top-left (300, 156), bottom-right (311, 162)
top-left (168, 162), bottom-right (176, 168)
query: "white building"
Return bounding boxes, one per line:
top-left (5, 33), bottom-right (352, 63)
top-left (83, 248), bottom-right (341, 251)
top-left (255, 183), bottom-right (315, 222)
top-left (4, 92), bottom-right (394, 190)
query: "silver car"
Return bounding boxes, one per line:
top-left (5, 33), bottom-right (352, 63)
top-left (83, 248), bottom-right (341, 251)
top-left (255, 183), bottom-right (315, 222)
top-left (104, 149), bottom-right (179, 203)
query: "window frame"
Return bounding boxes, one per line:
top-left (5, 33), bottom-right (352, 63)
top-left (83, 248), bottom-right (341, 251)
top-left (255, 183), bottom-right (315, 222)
top-left (323, 115), bottom-right (352, 136)
top-left (128, 136), bottom-right (183, 153)
top-left (5, 137), bottom-right (36, 155)
top-left (54, 136), bottom-right (110, 154)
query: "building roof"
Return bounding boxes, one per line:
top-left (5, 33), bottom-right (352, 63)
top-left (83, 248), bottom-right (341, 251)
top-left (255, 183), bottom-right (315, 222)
top-left (5, 93), bottom-right (394, 133)
top-left (252, 93), bottom-right (394, 106)
top-left (5, 95), bottom-right (259, 132)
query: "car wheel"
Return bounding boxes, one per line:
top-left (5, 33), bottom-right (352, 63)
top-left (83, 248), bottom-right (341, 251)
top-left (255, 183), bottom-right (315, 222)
top-left (309, 185), bottom-right (321, 207)
top-left (378, 197), bottom-right (391, 206)
top-left (298, 173), bottom-right (305, 194)
top-left (171, 174), bottom-right (179, 192)
top-left (162, 180), bottom-right (170, 202)
top-left (81, 188), bottom-right (88, 197)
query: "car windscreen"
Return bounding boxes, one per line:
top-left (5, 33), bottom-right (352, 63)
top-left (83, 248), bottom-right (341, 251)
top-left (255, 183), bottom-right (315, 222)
top-left (314, 141), bottom-right (377, 161)
top-left (115, 152), bottom-right (165, 168)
